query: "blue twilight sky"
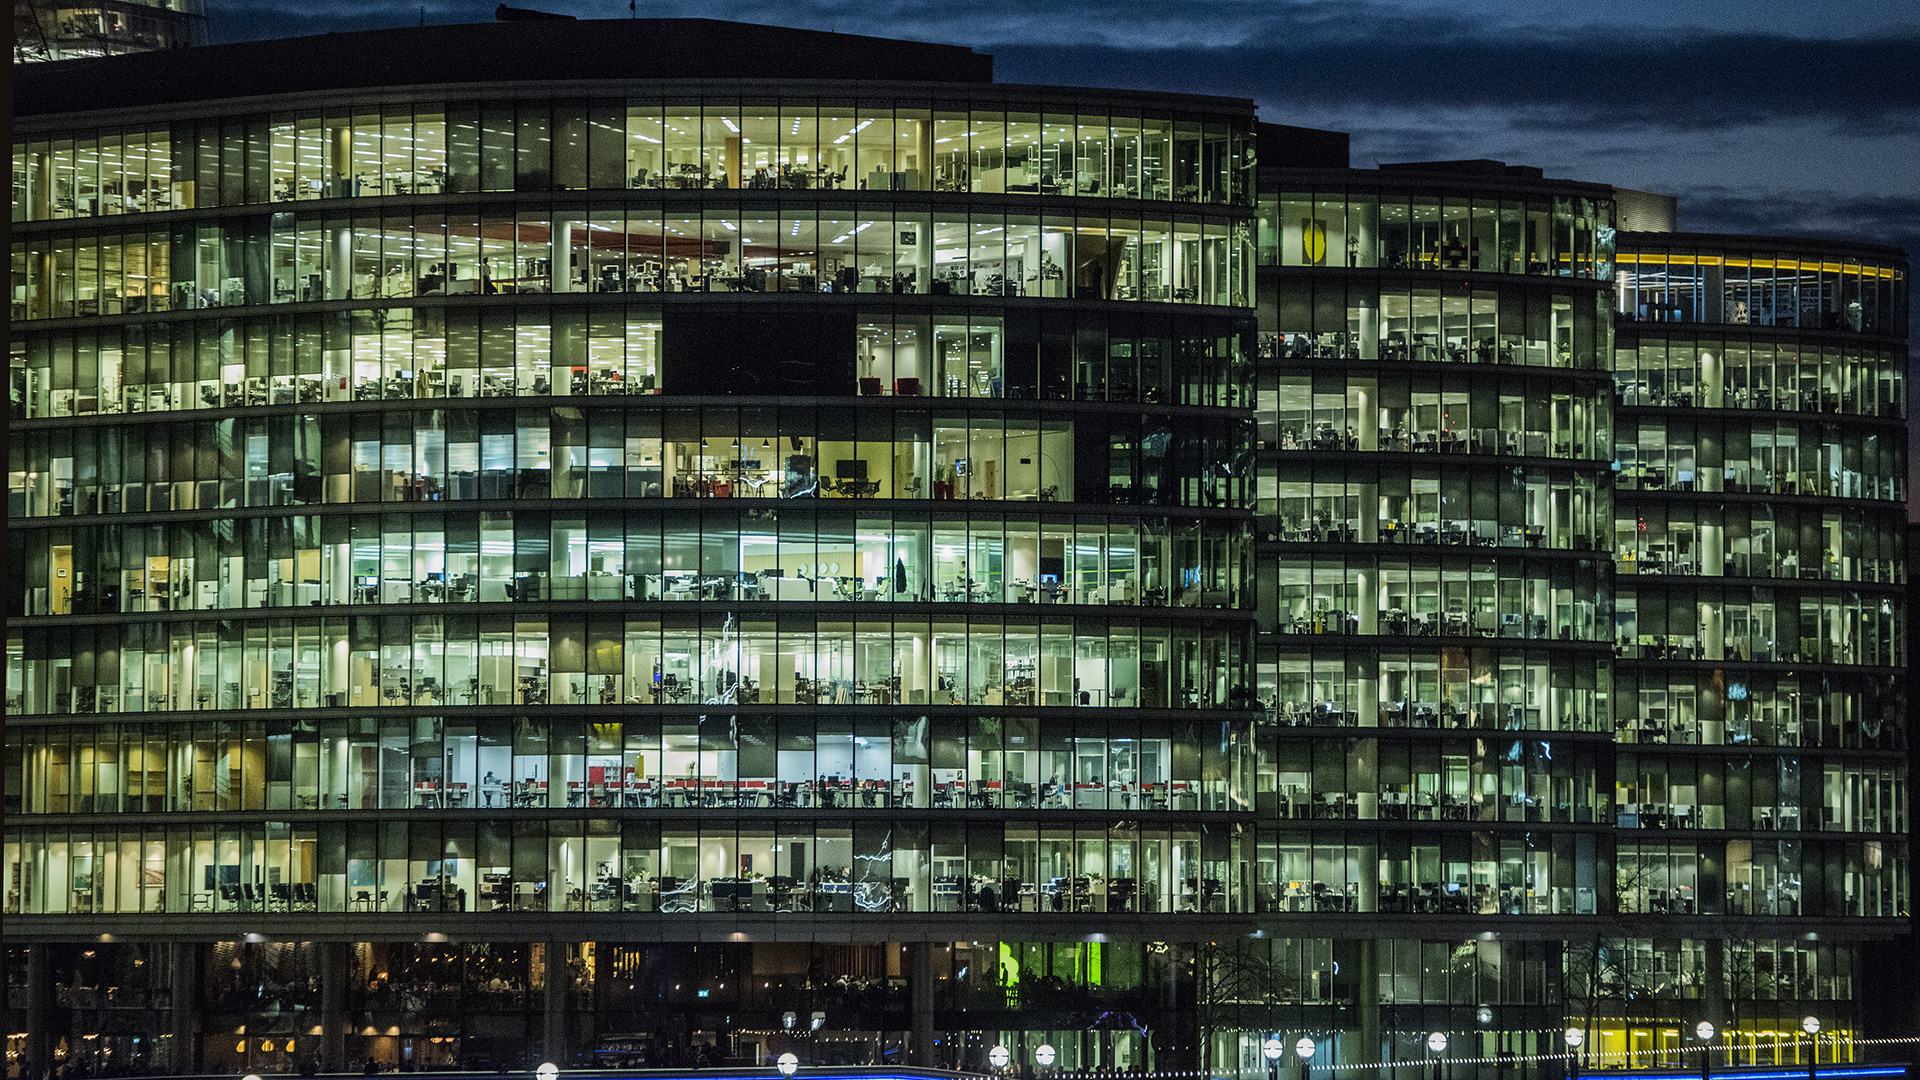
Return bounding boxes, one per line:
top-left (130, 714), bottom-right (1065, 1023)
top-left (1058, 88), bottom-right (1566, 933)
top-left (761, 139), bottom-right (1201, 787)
top-left (210, 0), bottom-right (1919, 501)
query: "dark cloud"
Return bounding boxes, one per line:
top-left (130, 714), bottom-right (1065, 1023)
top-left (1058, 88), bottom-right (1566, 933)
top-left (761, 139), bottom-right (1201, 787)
top-left (991, 30), bottom-right (1920, 133)
top-left (1674, 190), bottom-right (1920, 254)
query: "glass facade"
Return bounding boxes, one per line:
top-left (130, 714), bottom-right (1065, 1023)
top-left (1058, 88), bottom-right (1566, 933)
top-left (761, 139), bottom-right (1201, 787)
top-left (1616, 246), bottom-right (1905, 331)
top-left (1248, 172), bottom-right (1907, 1076)
top-left (6, 33), bottom-right (1273, 1080)
top-left (11, 102), bottom-right (1253, 219)
top-left (1600, 231), bottom-right (1909, 1065)
top-left (4, 26), bottom-right (1910, 1080)
top-left (8, 203), bottom-right (1253, 319)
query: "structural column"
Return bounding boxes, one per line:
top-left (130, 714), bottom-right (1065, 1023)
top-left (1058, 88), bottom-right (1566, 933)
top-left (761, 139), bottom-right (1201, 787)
top-left (331, 124), bottom-right (353, 198)
top-left (1358, 939), bottom-right (1380, 1080)
top-left (24, 945), bottom-right (53, 1080)
top-left (543, 942), bottom-right (568, 1064)
top-left (910, 941), bottom-right (935, 1067)
top-left (169, 941), bottom-right (200, 1074)
top-left (320, 941), bottom-right (349, 1070)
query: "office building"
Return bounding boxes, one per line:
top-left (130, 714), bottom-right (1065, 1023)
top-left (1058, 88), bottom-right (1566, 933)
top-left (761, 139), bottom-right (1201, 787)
top-left (1608, 227), bottom-right (1910, 1046)
top-left (1252, 143), bottom-right (1908, 1070)
top-left (12, 0), bottom-right (205, 63)
top-left (4, 19), bottom-right (1909, 1080)
top-left (7, 20), bottom-right (1259, 1077)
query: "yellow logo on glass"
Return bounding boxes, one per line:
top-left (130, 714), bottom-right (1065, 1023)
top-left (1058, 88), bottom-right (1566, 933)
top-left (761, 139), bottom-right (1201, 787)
top-left (1301, 218), bottom-right (1327, 265)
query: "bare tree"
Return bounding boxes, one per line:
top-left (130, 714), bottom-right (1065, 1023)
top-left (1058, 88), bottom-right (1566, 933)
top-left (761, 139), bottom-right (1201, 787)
top-left (1192, 939), bottom-right (1280, 1077)
top-left (1560, 856), bottom-right (1670, 1069)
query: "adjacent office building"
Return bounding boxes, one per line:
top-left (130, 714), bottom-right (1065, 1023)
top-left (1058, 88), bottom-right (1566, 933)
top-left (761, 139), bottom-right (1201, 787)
top-left (4, 19), bottom-right (1909, 1080)
top-left (12, 0), bottom-right (205, 63)
top-left (1251, 145), bottom-right (1909, 1070)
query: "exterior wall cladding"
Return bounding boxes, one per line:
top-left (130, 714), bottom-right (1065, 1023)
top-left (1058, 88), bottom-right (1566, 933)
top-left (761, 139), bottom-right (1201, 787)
top-left (5, 20), bottom-right (1911, 1080)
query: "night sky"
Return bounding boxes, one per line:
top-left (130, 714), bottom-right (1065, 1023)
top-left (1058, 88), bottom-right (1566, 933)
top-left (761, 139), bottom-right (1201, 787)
top-left (207, 0), bottom-right (1920, 503)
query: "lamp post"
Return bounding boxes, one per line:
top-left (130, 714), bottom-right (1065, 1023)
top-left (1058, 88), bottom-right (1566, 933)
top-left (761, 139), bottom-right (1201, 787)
top-left (1564, 1027), bottom-right (1584, 1080)
top-left (1475, 1007), bottom-right (1493, 1079)
top-left (1295, 1036), bottom-right (1316, 1080)
top-left (1263, 1036), bottom-right (1284, 1080)
top-left (1695, 1021), bottom-right (1716, 1080)
top-left (989, 1045), bottom-right (1012, 1072)
top-left (1802, 1016), bottom-right (1820, 1080)
top-left (536, 1063), bottom-right (558, 1080)
top-left (777, 1052), bottom-right (799, 1077)
top-left (1427, 1031), bottom-right (1448, 1080)
top-left (1035, 1043), bottom-right (1056, 1079)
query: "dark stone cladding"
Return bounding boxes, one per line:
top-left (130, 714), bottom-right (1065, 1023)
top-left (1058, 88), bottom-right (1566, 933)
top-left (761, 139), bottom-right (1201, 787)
top-left (1259, 164), bottom-right (1618, 204)
top-left (14, 18), bottom-right (995, 116)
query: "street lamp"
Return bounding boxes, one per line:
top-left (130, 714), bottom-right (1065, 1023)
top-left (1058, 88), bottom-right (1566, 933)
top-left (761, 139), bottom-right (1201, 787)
top-left (1695, 1022), bottom-right (1716, 1080)
top-left (536, 1063), bottom-right (558, 1080)
top-left (1263, 1035), bottom-right (1285, 1080)
top-left (1564, 1027), bottom-right (1585, 1080)
top-left (1802, 1016), bottom-right (1821, 1080)
top-left (989, 1045), bottom-right (1012, 1071)
top-left (1035, 1044), bottom-right (1056, 1070)
top-left (777, 1052), bottom-right (799, 1077)
top-left (1427, 1031), bottom-right (1448, 1080)
top-left (1295, 1036), bottom-right (1316, 1080)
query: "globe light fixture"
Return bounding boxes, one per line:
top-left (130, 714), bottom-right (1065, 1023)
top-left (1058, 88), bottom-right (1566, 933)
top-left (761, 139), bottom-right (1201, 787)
top-left (1035, 1045), bottom-right (1057, 1068)
top-left (1801, 1017), bottom-right (1820, 1036)
top-left (536, 1064), bottom-right (558, 1080)
top-left (1263, 1038), bottom-right (1285, 1062)
top-left (1295, 1038), bottom-right (1316, 1061)
top-left (1694, 1021), bottom-right (1718, 1080)
top-left (989, 1045), bottom-right (1011, 1069)
top-left (1427, 1032), bottom-right (1448, 1055)
top-left (776, 1052), bottom-right (799, 1077)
